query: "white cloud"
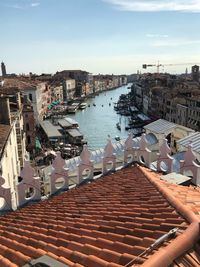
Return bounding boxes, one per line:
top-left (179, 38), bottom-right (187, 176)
top-left (104, 0), bottom-right (200, 13)
top-left (31, 2), bottom-right (40, 7)
top-left (4, 1), bottom-right (40, 9)
top-left (146, 34), bottom-right (169, 38)
top-left (5, 4), bottom-right (25, 9)
top-left (152, 39), bottom-right (200, 47)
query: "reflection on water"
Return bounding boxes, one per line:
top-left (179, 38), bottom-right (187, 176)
top-left (68, 84), bottom-right (132, 150)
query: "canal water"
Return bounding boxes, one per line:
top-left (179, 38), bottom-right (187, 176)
top-left (68, 84), bottom-right (133, 150)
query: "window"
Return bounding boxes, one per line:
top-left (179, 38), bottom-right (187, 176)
top-left (26, 123), bottom-right (30, 131)
top-left (174, 140), bottom-right (177, 149)
top-left (29, 93), bottom-right (33, 101)
top-left (27, 135), bottom-right (31, 144)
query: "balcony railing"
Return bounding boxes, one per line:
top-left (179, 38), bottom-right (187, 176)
top-left (0, 133), bottom-right (199, 212)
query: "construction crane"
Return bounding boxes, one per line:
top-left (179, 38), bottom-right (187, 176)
top-left (142, 62), bottom-right (199, 73)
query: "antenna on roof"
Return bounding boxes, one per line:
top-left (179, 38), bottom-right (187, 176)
top-left (125, 228), bottom-right (179, 267)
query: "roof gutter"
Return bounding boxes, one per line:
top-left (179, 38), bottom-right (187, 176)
top-left (138, 165), bottom-right (200, 267)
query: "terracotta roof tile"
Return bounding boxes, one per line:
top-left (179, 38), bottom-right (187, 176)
top-left (0, 165), bottom-right (199, 266)
top-left (107, 263), bottom-right (122, 267)
top-left (70, 251), bottom-right (87, 265)
top-left (99, 249), bottom-right (121, 263)
top-left (0, 257), bottom-right (18, 267)
top-left (123, 235), bottom-right (142, 246)
top-left (73, 264), bottom-right (85, 267)
top-left (59, 256), bottom-right (74, 266)
top-left (83, 255), bottom-right (109, 267)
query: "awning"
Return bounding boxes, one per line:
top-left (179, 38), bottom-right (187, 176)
top-left (177, 132), bottom-right (200, 154)
top-left (52, 101), bottom-right (59, 105)
top-left (144, 119), bottom-right (177, 134)
top-left (39, 120), bottom-right (62, 138)
top-left (67, 128), bottom-right (83, 138)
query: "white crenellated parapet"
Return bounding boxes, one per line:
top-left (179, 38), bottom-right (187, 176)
top-left (50, 152), bottom-right (69, 195)
top-left (180, 144), bottom-right (200, 186)
top-left (157, 139), bottom-right (174, 173)
top-left (0, 176), bottom-right (12, 211)
top-left (102, 138), bottom-right (116, 175)
top-left (78, 145), bottom-right (94, 184)
top-left (137, 134), bottom-right (152, 168)
top-left (124, 132), bottom-right (137, 165)
top-left (17, 160), bottom-right (41, 207)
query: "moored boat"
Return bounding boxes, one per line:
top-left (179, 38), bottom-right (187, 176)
top-left (115, 136), bottom-right (121, 141)
top-left (79, 103), bottom-right (87, 110)
top-left (116, 122), bottom-right (121, 131)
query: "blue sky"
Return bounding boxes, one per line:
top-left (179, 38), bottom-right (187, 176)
top-left (1, 0), bottom-right (200, 74)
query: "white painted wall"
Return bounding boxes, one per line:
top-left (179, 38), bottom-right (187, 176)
top-left (22, 82), bottom-right (47, 123)
top-left (66, 79), bottom-right (76, 100)
top-left (1, 123), bottom-right (20, 209)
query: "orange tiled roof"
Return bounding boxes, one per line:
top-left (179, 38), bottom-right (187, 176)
top-left (139, 167), bottom-right (200, 267)
top-left (1, 78), bottom-right (42, 91)
top-left (0, 165), bottom-right (199, 267)
top-left (0, 87), bottom-right (20, 95)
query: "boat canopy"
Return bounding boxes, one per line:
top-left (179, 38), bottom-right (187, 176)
top-left (40, 120), bottom-right (62, 138)
top-left (67, 129), bottom-right (83, 138)
top-left (64, 117), bottom-right (79, 126)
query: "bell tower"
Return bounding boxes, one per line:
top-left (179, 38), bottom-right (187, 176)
top-left (1, 62), bottom-right (7, 77)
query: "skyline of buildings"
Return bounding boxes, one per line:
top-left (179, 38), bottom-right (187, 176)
top-left (1, 60), bottom-right (200, 77)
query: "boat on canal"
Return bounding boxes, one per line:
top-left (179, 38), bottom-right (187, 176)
top-left (79, 103), bottom-right (87, 110)
top-left (65, 84), bottom-right (132, 150)
top-left (115, 136), bottom-right (121, 141)
top-left (116, 122), bottom-right (121, 131)
top-left (67, 102), bottom-right (80, 113)
top-left (63, 117), bottom-right (79, 128)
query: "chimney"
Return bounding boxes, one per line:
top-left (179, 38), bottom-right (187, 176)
top-left (0, 97), bottom-right (11, 125)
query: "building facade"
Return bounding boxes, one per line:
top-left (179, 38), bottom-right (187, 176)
top-left (63, 79), bottom-right (76, 101)
top-left (54, 70), bottom-right (92, 97)
top-left (192, 65), bottom-right (199, 82)
top-left (0, 91), bottom-right (27, 168)
top-left (23, 100), bottom-right (36, 154)
top-left (186, 97), bottom-right (200, 131)
top-left (0, 123), bottom-right (19, 209)
top-left (51, 84), bottom-right (63, 102)
top-left (23, 82), bottom-right (50, 123)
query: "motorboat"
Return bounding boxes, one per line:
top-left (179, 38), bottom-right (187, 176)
top-left (115, 136), bottom-right (121, 141)
top-left (116, 122), bottom-right (121, 131)
top-left (79, 103), bottom-right (87, 110)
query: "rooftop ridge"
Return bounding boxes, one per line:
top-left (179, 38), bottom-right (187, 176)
top-left (138, 165), bottom-right (200, 267)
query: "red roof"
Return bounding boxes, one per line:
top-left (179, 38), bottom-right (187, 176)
top-left (0, 165), bottom-right (199, 267)
top-left (1, 78), bottom-right (43, 91)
